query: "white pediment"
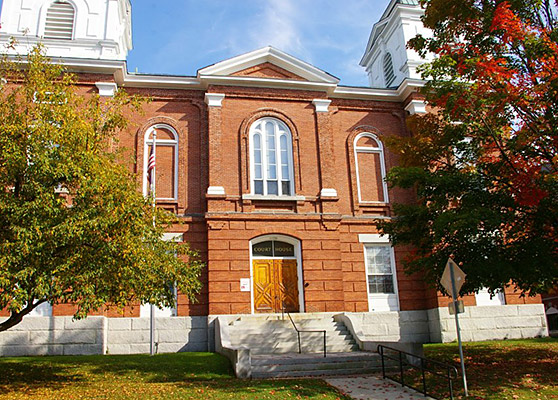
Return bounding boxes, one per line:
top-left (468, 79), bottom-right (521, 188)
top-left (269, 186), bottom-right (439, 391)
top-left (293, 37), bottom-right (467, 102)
top-left (198, 46), bottom-right (339, 84)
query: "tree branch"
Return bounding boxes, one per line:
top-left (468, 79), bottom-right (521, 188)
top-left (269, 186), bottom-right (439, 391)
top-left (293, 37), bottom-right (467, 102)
top-left (0, 299), bottom-right (46, 332)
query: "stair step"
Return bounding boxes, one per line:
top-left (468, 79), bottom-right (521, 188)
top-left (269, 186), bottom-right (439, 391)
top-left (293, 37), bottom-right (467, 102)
top-left (251, 353), bottom-right (379, 365)
top-left (229, 333), bottom-right (354, 342)
top-left (233, 321), bottom-right (338, 327)
top-left (228, 325), bottom-right (348, 332)
top-left (250, 345), bottom-right (360, 354)
top-left (252, 360), bottom-right (380, 372)
top-left (252, 366), bottom-right (382, 379)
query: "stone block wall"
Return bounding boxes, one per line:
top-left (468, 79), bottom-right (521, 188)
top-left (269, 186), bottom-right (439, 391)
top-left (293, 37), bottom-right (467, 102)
top-left (351, 311), bottom-right (431, 343)
top-left (0, 316), bottom-right (105, 356)
top-left (0, 316), bottom-right (208, 356)
top-left (106, 316), bottom-right (208, 354)
top-left (427, 304), bottom-right (548, 343)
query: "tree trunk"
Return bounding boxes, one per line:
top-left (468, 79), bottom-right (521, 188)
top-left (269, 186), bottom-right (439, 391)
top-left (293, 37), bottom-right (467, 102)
top-left (0, 300), bottom-right (46, 332)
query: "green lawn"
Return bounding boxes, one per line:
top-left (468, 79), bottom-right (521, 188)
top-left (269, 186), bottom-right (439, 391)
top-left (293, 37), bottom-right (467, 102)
top-left (0, 352), bottom-right (349, 400)
top-left (420, 338), bottom-right (558, 400)
top-left (1, 339), bottom-right (557, 399)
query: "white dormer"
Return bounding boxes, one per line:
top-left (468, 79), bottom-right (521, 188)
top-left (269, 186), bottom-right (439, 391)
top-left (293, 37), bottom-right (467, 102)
top-left (360, 0), bottom-right (432, 89)
top-left (0, 0), bottom-right (132, 61)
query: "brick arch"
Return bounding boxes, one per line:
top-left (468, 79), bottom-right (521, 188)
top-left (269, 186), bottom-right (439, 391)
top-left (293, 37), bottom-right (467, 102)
top-left (346, 125), bottom-right (387, 214)
top-left (239, 109), bottom-right (302, 194)
top-left (248, 230), bottom-right (303, 243)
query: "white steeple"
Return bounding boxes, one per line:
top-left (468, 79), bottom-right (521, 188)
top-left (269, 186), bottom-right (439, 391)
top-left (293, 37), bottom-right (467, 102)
top-left (0, 0), bottom-right (132, 61)
top-left (360, 0), bottom-right (432, 89)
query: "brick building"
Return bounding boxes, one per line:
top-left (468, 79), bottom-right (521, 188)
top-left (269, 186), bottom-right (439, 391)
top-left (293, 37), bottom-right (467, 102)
top-left (0, 0), bottom-right (548, 358)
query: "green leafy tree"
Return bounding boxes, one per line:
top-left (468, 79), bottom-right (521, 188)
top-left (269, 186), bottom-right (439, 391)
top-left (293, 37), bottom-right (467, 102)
top-left (0, 46), bottom-right (203, 331)
top-left (379, 0), bottom-right (558, 295)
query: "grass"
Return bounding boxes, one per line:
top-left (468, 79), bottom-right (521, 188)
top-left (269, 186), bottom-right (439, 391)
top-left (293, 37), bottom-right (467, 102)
top-left (416, 338), bottom-right (558, 400)
top-left (1, 339), bottom-right (557, 399)
top-left (0, 352), bottom-right (349, 400)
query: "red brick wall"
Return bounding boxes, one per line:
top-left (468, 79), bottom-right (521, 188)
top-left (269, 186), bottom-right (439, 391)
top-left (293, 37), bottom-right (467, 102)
top-left (2, 72), bottom-right (542, 319)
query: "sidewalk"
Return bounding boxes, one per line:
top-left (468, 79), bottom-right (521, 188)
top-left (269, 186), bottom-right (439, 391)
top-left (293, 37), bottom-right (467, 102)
top-left (325, 375), bottom-right (435, 400)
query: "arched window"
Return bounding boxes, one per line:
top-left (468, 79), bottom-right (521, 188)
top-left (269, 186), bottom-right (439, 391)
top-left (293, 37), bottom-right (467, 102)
top-left (143, 124), bottom-right (178, 201)
top-left (249, 118), bottom-right (294, 196)
top-left (354, 133), bottom-right (389, 203)
top-left (44, 1), bottom-right (76, 40)
top-left (383, 52), bottom-right (395, 87)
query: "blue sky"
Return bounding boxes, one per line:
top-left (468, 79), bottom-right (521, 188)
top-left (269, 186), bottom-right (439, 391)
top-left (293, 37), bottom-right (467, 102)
top-left (1, 0), bottom-right (392, 87)
top-left (127, 0), bottom-right (392, 86)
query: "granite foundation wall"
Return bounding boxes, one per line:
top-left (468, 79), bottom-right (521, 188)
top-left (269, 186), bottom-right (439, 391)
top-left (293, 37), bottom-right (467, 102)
top-left (427, 304), bottom-right (548, 343)
top-left (346, 311), bottom-right (431, 343)
top-left (0, 316), bottom-right (208, 356)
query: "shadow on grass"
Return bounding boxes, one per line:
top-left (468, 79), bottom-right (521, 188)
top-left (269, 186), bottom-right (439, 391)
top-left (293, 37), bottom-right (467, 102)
top-left (423, 338), bottom-right (558, 399)
top-left (0, 353), bottom-right (233, 392)
top-left (0, 353), bottom-right (350, 399)
top-left (168, 379), bottom-right (351, 399)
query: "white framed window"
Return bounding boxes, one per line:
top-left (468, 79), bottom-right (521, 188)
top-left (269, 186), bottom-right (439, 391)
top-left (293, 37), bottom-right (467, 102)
top-left (475, 287), bottom-right (506, 306)
top-left (360, 234), bottom-right (399, 312)
top-left (249, 118), bottom-right (294, 196)
top-left (28, 302), bottom-right (53, 317)
top-left (354, 133), bottom-right (389, 203)
top-left (142, 124), bottom-right (179, 201)
top-left (44, 1), bottom-right (76, 40)
top-left (383, 52), bottom-right (396, 87)
top-left (140, 233), bottom-right (182, 318)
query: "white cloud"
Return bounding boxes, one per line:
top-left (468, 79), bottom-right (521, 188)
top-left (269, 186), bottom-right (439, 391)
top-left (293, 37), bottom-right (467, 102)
top-left (247, 0), bottom-right (308, 58)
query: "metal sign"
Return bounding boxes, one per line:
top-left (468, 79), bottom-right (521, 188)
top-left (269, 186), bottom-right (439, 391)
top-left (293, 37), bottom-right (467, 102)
top-left (449, 300), bottom-right (465, 315)
top-left (440, 257), bottom-right (469, 397)
top-left (441, 258), bottom-right (466, 297)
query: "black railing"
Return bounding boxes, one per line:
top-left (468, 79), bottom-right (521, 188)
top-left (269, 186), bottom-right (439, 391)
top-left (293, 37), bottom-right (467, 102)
top-left (377, 344), bottom-right (459, 400)
top-left (281, 302), bottom-right (327, 357)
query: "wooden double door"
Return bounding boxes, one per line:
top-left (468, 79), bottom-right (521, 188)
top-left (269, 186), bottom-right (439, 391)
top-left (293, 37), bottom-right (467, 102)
top-left (253, 259), bottom-right (300, 313)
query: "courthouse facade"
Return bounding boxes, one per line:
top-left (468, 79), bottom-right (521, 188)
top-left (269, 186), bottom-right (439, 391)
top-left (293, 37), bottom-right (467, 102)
top-left (0, 0), bottom-right (548, 356)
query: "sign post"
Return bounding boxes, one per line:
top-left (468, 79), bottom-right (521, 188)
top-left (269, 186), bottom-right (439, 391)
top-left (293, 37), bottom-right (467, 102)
top-left (441, 258), bottom-right (469, 397)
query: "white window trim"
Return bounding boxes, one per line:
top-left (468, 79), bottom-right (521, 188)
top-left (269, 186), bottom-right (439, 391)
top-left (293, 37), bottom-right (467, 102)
top-left (28, 301), bottom-right (53, 317)
top-left (249, 235), bottom-right (305, 314)
top-left (249, 118), bottom-right (295, 197)
top-left (475, 287), bottom-right (506, 306)
top-left (362, 239), bottom-right (400, 312)
top-left (353, 132), bottom-right (389, 204)
top-left (140, 232), bottom-right (182, 318)
top-left (142, 124), bottom-right (179, 201)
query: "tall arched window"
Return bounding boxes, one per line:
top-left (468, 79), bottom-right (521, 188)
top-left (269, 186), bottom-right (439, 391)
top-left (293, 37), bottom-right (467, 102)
top-left (143, 124), bottom-right (179, 201)
top-left (354, 133), bottom-right (389, 203)
top-left (44, 1), bottom-right (76, 40)
top-left (249, 118), bottom-right (294, 196)
top-left (383, 52), bottom-right (396, 87)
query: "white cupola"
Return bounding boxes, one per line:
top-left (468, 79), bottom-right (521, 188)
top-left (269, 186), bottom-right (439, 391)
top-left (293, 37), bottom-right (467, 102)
top-left (0, 0), bottom-right (132, 61)
top-left (360, 0), bottom-right (432, 89)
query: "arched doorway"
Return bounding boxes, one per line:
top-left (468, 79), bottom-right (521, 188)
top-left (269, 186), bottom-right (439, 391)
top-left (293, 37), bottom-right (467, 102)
top-left (250, 235), bottom-right (304, 313)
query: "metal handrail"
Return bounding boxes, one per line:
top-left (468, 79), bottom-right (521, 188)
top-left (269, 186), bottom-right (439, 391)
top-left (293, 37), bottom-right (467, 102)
top-left (281, 302), bottom-right (327, 357)
top-left (377, 344), bottom-right (459, 400)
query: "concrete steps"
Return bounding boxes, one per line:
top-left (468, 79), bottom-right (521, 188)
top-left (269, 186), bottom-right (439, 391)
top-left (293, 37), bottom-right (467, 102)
top-left (227, 315), bottom-right (359, 355)
top-left (251, 352), bottom-right (383, 379)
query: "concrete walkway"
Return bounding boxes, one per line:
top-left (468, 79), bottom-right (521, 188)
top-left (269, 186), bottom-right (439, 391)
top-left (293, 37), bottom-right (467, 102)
top-left (325, 375), bottom-right (434, 400)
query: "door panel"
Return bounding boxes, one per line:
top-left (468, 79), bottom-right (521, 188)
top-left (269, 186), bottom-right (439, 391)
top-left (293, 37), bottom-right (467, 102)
top-left (253, 259), bottom-right (299, 313)
top-left (276, 259), bottom-right (299, 312)
top-left (253, 260), bottom-right (274, 312)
